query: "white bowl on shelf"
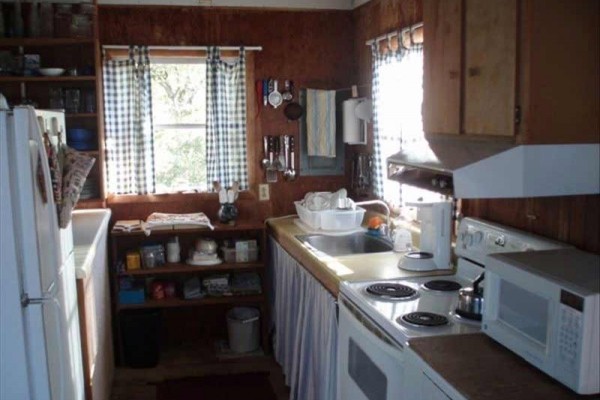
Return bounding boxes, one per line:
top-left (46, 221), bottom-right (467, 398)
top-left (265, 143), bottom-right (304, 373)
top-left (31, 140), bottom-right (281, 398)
top-left (39, 68), bottom-right (65, 77)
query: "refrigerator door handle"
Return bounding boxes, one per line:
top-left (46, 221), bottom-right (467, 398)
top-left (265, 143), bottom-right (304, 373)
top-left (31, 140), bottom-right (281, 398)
top-left (21, 294), bottom-right (66, 400)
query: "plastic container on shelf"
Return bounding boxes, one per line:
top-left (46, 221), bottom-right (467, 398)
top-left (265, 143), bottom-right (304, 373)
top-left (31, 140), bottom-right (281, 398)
top-left (294, 201), bottom-right (366, 231)
top-left (221, 244), bottom-right (258, 263)
top-left (227, 307), bottom-right (260, 353)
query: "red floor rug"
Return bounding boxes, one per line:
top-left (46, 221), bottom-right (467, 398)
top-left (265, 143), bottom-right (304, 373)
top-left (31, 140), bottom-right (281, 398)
top-left (156, 372), bottom-right (278, 400)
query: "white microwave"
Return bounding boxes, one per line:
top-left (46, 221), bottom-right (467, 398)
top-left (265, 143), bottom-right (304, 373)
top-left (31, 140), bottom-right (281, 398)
top-left (482, 248), bottom-right (600, 395)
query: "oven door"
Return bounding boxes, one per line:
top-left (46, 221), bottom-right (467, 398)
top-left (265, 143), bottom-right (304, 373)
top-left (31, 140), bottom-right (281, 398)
top-left (337, 297), bottom-right (406, 400)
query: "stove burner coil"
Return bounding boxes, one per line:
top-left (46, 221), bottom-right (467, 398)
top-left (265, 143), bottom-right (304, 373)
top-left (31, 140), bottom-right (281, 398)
top-left (366, 283), bottom-right (416, 299)
top-left (400, 312), bottom-right (449, 327)
top-left (423, 280), bottom-right (462, 292)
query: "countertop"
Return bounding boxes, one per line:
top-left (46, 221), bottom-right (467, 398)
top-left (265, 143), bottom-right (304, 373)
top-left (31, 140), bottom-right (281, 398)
top-left (266, 216), bottom-right (452, 296)
top-left (408, 333), bottom-right (599, 400)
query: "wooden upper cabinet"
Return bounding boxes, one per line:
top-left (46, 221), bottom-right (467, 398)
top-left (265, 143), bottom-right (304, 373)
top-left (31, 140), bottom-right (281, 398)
top-left (423, 0), bottom-right (518, 137)
top-left (424, 0), bottom-right (599, 143)
top-left (522, 0), bottom-right (599, 144)
top-left (423, 0), bottom-right (462, 135)
top-left (464, 0), bottom-right (517, 136)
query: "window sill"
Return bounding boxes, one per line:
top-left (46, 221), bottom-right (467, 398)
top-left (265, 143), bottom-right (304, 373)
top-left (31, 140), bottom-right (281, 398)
top-left (106, 190), bottom-right (258, 205)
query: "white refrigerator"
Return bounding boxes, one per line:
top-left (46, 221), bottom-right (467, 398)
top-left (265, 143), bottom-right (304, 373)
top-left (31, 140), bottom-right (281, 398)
top-left (0, 107), bottom-right (84, 400)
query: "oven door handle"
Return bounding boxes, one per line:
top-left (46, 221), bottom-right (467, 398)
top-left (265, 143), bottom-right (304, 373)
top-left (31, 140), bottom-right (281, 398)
top-left (340, 299), bottom-right (404, 357)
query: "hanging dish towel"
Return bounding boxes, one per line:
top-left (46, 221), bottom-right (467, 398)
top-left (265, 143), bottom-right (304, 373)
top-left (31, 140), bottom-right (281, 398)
top-left (306, 89), bottom-right (336, 157)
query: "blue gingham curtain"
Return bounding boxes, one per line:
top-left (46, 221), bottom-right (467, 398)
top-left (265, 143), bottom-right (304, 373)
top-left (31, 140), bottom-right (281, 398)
top-left (103, 45), bottom-right (156, 194)
top-left (371, 42), bottom-right (424, 206)
top-left (206, 46), bottom-right (248, 189)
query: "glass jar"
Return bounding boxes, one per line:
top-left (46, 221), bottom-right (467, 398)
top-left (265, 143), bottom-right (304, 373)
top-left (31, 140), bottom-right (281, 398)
top-left (64, 88), bottom-right (80, 113)
top-left (83, 90), bottom-right (96, 113)
top-left (39, 3), bottom-right (54, 38)
top-left (70, 13), bottom-right (91, 38)
top-left (49, 87), bottom-right (64, 110)
top-left (53, 4), bottom-right (72, 38)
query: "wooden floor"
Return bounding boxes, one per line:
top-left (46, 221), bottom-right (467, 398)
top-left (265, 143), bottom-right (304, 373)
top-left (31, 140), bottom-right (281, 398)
top-left (110, 343), bottom-right (290, 400)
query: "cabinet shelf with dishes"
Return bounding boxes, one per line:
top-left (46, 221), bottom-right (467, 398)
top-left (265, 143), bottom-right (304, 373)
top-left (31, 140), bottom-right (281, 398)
top-left (109, 222), bottom-right (270, 366)
top-left (0, 75), bottom-right (96, 83)
top-left (0, 1), bottom-right (105, 207)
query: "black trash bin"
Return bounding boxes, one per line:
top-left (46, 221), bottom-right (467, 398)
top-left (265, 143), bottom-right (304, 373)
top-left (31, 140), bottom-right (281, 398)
top-left (119, 309), bottom-right (161, 368)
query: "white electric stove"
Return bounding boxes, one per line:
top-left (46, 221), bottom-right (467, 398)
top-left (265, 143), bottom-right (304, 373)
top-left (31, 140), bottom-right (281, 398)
top-left (337, 217), bottom-right (572, 400)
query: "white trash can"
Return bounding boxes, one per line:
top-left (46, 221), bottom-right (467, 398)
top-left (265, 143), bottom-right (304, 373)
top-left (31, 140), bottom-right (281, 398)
top-left (227, 307), bottom-right (260, 353)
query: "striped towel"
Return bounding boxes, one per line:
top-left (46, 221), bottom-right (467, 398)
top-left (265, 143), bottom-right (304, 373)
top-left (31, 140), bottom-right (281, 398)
top-left (306, 89), bottom-right (336, 157)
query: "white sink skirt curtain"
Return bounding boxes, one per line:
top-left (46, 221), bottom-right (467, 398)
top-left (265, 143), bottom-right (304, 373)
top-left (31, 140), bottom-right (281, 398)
top-left (269, 237), bottom-right (338, 400)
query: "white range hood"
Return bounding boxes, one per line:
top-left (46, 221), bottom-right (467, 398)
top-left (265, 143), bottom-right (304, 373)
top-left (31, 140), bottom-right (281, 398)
top-left (387, 138), bottom-right (600, 199)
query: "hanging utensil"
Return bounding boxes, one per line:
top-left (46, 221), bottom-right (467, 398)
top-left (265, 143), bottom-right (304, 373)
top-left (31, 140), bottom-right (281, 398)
top-left (266, 136), bottom-right (278, 183)
top-left (262, 79), bottom-right (269, 106)
top-left (285, 136), bottom-right (297, 181)
top-left (270, 135), bottom-right (282, 171)
top-left (261, 135), bottom-right (271, 169)
top-left (282, 80), bottom-right (293, 102)
top-left (277, 135), bottom-right (286, 172)
top-left (268, 80), bottom-right (283, 108)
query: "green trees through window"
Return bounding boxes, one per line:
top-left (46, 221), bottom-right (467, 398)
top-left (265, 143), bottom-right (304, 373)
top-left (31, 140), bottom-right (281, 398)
top-left (150, 62), bottom-right (208, 193)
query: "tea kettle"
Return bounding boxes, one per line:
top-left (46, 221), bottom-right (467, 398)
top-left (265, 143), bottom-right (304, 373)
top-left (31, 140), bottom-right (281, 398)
top-left (456, 272), bottom-right (485, 321)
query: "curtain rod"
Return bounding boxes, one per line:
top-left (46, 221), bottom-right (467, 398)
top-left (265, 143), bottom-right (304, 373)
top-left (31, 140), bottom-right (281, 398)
top-left (103, 45), bottom-right (262, 51)
top-left (365, 22), bottom-right (423, 46)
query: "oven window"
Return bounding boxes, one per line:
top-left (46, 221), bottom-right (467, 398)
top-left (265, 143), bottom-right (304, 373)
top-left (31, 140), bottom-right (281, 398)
top-left (348, 338), bottom-right (387, 400)
top-left (499, 280), bottom-right (549, 345)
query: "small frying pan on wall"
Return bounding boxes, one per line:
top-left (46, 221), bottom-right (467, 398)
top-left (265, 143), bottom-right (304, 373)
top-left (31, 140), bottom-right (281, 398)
top-left (284, 102), bottom-right (303, 121)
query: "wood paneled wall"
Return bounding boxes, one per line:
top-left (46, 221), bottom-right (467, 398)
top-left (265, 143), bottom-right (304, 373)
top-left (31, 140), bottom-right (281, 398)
top-left (99, 5), bottom-right (355, 220)
top-left (99, 3), bottom-right (599, 254)
top-left (350, 0), bottom-right (599, 254)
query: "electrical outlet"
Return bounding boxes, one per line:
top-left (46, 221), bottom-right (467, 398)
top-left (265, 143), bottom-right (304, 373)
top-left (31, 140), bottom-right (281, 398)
top-left (258, 184), bottom-right (270, 201)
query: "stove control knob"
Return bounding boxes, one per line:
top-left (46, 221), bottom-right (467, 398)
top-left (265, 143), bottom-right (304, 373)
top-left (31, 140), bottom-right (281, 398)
top-left (473, 231), bottom-right (484, 244)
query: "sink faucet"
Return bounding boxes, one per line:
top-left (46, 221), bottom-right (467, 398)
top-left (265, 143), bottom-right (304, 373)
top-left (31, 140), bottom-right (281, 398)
top-left (354, 199), bottom-right (391, 240)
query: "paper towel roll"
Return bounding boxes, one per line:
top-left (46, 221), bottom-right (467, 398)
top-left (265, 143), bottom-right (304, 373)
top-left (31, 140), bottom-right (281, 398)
top-left (343, 98), bottom-right (367, 144)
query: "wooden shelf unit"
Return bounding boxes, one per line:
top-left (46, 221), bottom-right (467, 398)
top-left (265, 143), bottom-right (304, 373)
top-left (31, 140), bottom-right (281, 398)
top-left (0, 75), bottom-right (96, 83)
top-left (110, 222), bottom-right (270, 366)
top-left (117, 294), bottom-right (266, 310)
top-left (0, 37), bottom-right (95, 47)
top-left (0, 1), bottom-right (105, 206)
top-left (119, 261), bottom-right (264, 277)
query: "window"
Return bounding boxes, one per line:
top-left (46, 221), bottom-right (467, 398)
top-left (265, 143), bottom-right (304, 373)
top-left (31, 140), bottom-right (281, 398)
top-left (102, 46), bottom-right (249, 196)
top-left (372, 43), bottom-right (443, 221)
top-left (150, 59), bottom-right (207, 193)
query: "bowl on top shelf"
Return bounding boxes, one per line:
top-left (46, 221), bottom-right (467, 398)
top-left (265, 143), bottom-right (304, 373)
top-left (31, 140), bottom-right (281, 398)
top-left (39, 68), bottom-right (66, 77)
top-left (67, 128), bottom-right (94, 141)
top-left (67, 128), bottom-right (96, 151)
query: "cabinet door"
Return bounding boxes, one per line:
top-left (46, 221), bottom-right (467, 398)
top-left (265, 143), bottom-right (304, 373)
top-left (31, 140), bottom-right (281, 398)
top-left (464, 0), bottom-right (518, 136)
top-left (423, 0), bottom-right (462, 135)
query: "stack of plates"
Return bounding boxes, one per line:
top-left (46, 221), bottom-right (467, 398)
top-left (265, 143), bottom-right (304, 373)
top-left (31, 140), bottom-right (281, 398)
top-left (79, 178), bottom-right (99, 200)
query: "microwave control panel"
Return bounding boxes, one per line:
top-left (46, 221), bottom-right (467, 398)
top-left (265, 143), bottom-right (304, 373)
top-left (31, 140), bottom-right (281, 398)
top-left (558, 303), bottom-right (582, 368)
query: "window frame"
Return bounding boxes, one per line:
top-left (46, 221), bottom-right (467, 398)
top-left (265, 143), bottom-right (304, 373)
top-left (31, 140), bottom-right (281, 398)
top-left (103, 49), bottom-right (258, 205)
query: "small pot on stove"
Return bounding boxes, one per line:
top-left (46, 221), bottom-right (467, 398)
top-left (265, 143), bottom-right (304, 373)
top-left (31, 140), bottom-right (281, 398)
top-left (455, 272), bottom-right (485, 321)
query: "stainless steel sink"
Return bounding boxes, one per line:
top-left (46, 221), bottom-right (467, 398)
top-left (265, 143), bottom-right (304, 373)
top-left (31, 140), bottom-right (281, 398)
top-left (295, 233), bottom-right (393, 257)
